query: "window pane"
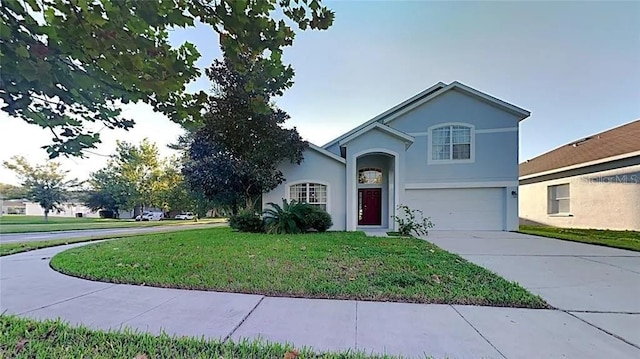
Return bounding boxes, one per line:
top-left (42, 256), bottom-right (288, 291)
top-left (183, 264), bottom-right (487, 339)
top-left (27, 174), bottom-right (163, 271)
top-left (555, 184), bottom-right (570, 199)
top-left (358, 168), bottom-right (383, 184)
top-left (432, 144), bottom-right (450, 160)
top-left (451, 127), bottom-right (471, 144)
top-left (452, 144), bottom-right (470, 159)
top-left (558, 199), bottom-right (570, 213)
top-left (432, 127), bottom-right (450, 145)
top-left (308, 183), bottom-right (327, 203)
top-left (289, 184), bottom-right (307, 203)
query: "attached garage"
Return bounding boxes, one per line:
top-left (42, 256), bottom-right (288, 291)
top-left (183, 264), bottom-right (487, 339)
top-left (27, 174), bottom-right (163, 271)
top-left (403, 188), bottom-right (506, 230)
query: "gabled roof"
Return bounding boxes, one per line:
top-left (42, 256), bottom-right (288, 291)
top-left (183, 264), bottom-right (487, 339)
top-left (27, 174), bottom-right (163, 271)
top-left (323, 81), bottom-right (530, 149)
top-left (308, 143), bottom-right (346, 164)
top-left (322, 82), bottom-right (445, 149)
top-left (338, 122), bottom-right (415, 146)
top-left (519, 119), bottom-right (640, 178)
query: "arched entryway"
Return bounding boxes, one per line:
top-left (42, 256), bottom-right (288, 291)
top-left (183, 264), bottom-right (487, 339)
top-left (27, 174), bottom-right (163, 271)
top-left (347, 149), bottom-right (399, 231)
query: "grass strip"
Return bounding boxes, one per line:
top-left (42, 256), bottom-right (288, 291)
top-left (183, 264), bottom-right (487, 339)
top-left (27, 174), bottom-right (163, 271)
top-left (0, 315), bottom-right (400, 358)
top-left (519, 225), bottom-right (640, 252)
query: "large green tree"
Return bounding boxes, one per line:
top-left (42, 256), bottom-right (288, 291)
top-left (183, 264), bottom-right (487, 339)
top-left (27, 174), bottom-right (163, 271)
top-left (3, 156), bottom-right (79, 221)
top-left (107, 139), bottom-right (164, 213)
top-left (156, 156), bottom-right (224, 217)
top-left (1, 0), bottom-right (333, 158)
top-left (84, 167), bottom-right (133, 218)
top-left (183, 49), bottom-right (306, 212)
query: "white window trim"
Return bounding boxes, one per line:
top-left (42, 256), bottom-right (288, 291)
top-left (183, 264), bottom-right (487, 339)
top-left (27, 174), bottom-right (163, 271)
top-left (285, 180), bottom-right (330, 213)
top-left (427, 122), bottom-right (476, 165)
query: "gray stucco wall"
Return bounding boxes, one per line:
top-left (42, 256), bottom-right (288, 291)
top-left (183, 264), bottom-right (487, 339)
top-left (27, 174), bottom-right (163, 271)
top-left (389, 89), bottom-right (521, 131)
top-left (262, 148), bottom-right (347, 230)
top-left (324, 142), bottom-right (341, 157)
top-left (388, 89), bottom-right (521, 183)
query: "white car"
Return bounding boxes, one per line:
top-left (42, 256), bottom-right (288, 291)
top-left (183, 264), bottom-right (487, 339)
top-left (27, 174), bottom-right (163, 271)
top-left (174, 212), bottom-right (195, 220)
top-left (135, 211), bottom-right (164, 221)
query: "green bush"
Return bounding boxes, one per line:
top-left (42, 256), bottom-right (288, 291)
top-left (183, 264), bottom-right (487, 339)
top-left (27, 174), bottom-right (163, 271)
top-left (392, 204), bottom-right (435, 237)
top-left (229, 211), bottom-right (263, 233)
top-left (303, 206), bottom-right (333, 232)
top-left (263, 199), bottom-right (310, 234)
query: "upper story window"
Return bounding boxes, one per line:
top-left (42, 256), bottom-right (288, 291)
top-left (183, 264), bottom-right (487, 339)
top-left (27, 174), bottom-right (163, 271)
top-left (289, 183), bottom-right (327, 211)
top-left (358, 168), bottom-right (383, 184)
top-left (429, 124), bottom-right (474, 163)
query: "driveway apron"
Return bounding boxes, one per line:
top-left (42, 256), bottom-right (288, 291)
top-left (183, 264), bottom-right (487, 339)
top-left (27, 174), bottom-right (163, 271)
top-left (424, 230), bottom-right (640, 349)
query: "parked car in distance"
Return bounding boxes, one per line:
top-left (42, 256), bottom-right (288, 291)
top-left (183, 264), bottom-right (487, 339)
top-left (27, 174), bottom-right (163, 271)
top-left (135, 211), bottom-right (164, 221)
top-left (174, 212), bottom-right (195, 220)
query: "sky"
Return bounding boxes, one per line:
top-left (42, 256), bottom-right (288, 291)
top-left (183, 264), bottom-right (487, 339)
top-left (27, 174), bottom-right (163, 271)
top-left (1, 0), bottom-right (639, 185)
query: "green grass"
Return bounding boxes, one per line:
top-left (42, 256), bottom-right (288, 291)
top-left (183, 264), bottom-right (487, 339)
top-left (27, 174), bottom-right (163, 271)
top-left (519, 225), bottom-right (640, 252)
top-left (0, 315), bottom-right (399, 359)
top-left (51, 228), bottom-right (547, 308)
top-left (386, 231), bottom-right (412, 237)
top-left (0, 216), bottom-right (225, 234)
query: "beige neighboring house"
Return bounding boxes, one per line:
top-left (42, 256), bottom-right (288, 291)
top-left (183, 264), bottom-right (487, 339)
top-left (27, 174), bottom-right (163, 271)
top-left (519, 119), bottom-right (640, 231)
top-left (1, 199), bottom-right (26, 215)
top-left (25, 201), bottom-right (101, 218)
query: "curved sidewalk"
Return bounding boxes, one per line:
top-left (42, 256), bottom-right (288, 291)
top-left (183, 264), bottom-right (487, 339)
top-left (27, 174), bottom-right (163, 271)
top-left (1, 242), bottom-right (638, 359)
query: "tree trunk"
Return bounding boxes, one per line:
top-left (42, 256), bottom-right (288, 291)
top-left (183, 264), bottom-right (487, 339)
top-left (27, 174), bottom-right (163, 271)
top-left (244, 196), bottom-right (254, 212)
top-left (44, 209), bottom-right (49, 222)
top-left (231, 198), bottom-right (238, 215)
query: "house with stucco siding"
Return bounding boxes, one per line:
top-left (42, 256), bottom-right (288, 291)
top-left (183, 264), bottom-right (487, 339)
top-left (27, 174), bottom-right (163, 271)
top-left (519, 119), bottom-right (640, 231)
top-left (263, 81), bottom-right (530, 231)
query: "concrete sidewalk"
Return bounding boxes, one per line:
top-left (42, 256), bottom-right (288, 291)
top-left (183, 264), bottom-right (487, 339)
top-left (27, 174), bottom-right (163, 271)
top-left (1, 243), bottom-right (638, 358)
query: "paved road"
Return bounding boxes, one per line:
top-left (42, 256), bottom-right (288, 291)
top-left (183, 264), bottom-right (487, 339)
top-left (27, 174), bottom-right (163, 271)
top-left (0, 223), bottom-right (225, 243)
top-left (1, 232), bottom-right (639, 358)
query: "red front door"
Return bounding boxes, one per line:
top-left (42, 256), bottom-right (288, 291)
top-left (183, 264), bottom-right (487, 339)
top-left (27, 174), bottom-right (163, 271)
top-left (358, 188), bottom-right (382, 225)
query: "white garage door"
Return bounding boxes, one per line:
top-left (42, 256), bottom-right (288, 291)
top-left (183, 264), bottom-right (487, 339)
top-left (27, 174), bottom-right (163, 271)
top-left (404, 188), bottom-right (505, 230)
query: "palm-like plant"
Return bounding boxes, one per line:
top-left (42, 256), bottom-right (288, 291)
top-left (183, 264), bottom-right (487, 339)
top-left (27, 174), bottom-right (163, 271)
top-left (263, 199), bottom-right (310, 234)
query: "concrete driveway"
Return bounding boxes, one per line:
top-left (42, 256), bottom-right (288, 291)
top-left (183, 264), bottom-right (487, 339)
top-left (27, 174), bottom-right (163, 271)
top-left (425, 231), bottom-right (640, 349)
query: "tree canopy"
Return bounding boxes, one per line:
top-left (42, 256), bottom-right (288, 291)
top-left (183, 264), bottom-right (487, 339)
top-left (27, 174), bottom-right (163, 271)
top-left (0, 183), bottom-right (28, 199)
top-left (3, 156), bottom-right (79, 220)
top-left (86, 139), bottom-right (221, 217)
top-left (183, 49), bottom-right (307, 212)
top-left (1, 0), bottom-right (333, 157)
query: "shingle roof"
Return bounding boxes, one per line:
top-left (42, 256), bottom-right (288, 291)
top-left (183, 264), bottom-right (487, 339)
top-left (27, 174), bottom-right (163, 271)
top-left (519, 119), bottom-right (640, 177)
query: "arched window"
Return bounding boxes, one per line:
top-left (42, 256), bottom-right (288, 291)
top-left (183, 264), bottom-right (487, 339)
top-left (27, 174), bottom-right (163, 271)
top-left (289, 183), bottom-right (327, 210)
top-left (358, 168), bottom-right (383, 184)
top-left (430, 124), bottom-right (473, 162)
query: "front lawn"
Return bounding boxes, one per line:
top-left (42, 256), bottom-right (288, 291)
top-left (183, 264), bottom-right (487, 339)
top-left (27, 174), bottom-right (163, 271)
top-left (0, 315), bottom-right (393, 359)
top-left (519, 226), bottom-right (640, 252)
top-left (51, 228), bottom-right (546, 308)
